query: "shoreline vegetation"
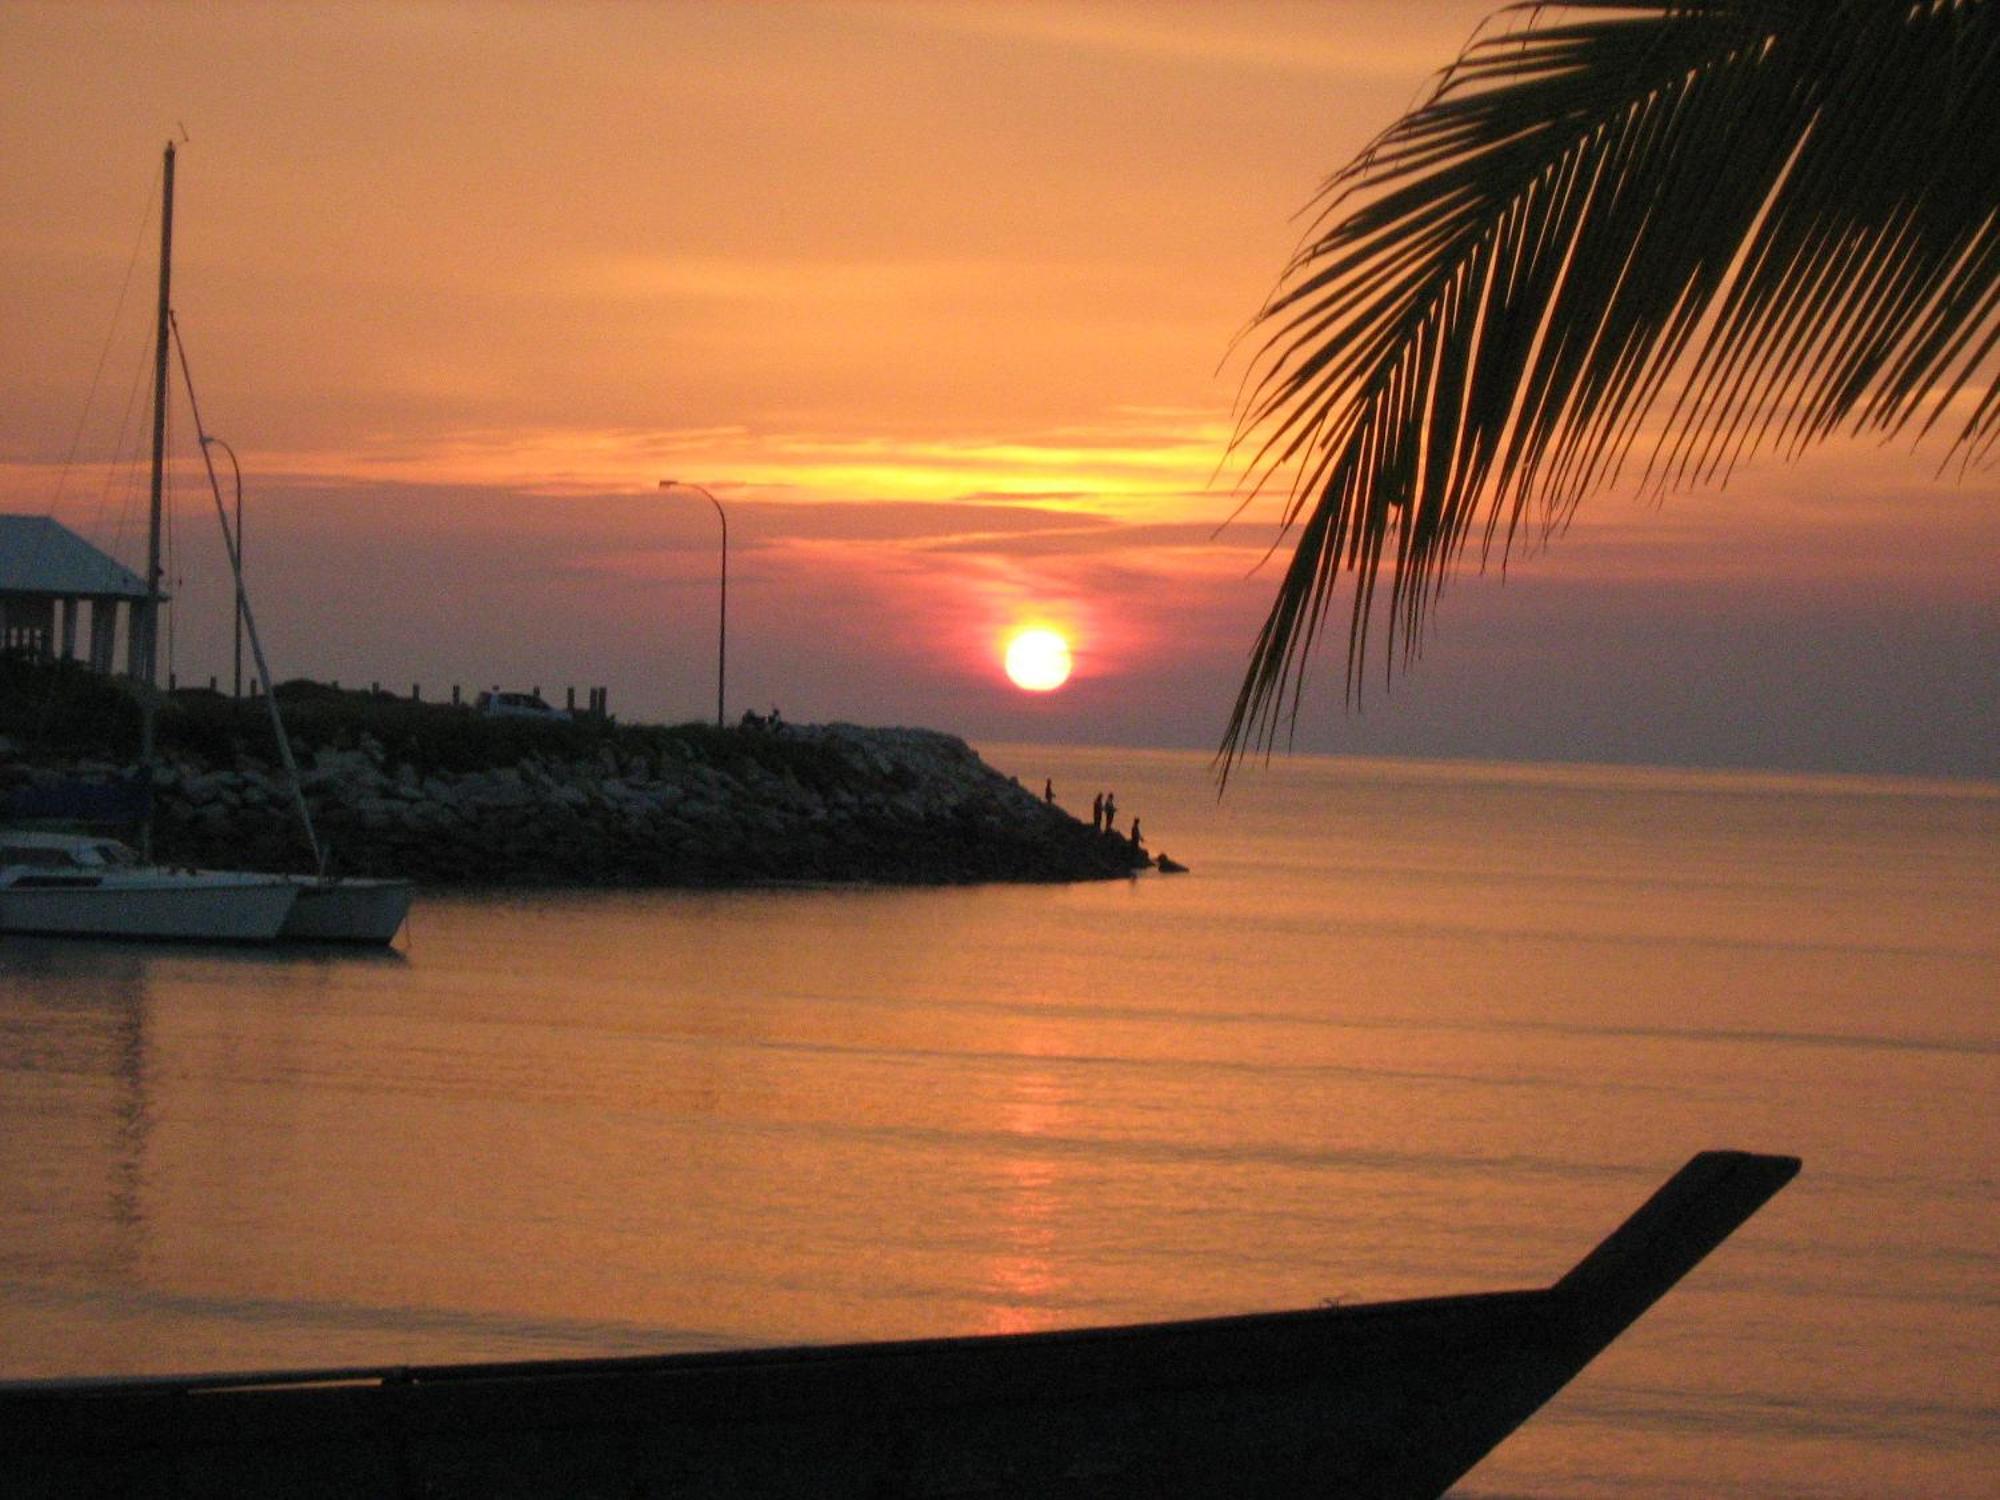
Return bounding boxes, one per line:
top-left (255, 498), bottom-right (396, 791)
top-left (0, 658), bottom-right (1157, 887)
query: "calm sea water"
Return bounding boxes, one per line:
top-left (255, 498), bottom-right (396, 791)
top-left (1, 746), bottom-right (1993, 1496)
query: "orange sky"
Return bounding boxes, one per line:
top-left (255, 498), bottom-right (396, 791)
top-left (1, 2), bottom-right (1993, 776)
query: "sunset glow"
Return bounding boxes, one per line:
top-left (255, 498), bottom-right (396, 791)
top-left (1003, 629), bottom-right (1073, 693)
top-left (0, 1), bottom-right (1987, 774)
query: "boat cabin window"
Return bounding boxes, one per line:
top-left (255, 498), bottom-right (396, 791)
top-left (0, 839), bottom-right (138, 868)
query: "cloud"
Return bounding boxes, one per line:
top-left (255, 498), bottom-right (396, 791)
top-left (842, 0), bottom-right (1499, 81)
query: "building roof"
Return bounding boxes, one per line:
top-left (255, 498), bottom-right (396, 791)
top-left (0, 514), bottom-right (149, 600)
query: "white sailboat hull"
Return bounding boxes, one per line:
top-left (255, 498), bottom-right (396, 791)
top-left (0, 873), bottom-right (298, 942)
top-left (278, 877), bottom-right (413, 944)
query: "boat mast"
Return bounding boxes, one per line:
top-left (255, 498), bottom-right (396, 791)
top-left (136, 140), bottom-right (174, 859)
top-left (140, 141), bottom-right (173, 693)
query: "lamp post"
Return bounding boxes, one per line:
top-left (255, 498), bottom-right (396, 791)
top-left (660, 479), bottom-right (727, 728)
top-left (202, 434), bottom-right (245, 699)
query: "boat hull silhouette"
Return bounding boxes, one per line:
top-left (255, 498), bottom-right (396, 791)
top-left (0, 1150), bottom-right (1797, 1499)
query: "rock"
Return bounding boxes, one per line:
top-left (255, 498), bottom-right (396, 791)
top-left (46, 721), bottom-right (1154, 889)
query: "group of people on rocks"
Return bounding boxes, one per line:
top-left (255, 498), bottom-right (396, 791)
top-left (1090, 791), bottom-right (1137, 845)
top-left (1080, 789), bottom-right (1141, 849)
top-left (1043, 778), bottom-right (1183, 874)
top-left (1043, 782), bottom-right (1138, 842)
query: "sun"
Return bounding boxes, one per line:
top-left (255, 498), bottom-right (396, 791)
top-left (1003, 627), bottom-right (1073, 692)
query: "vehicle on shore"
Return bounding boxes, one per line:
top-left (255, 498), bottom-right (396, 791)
top-left (476, 689), bottom-right (571, 723)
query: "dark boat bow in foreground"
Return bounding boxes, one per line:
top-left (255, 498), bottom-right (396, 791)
top-left (0, 1150), bottom-right (1797, 1498)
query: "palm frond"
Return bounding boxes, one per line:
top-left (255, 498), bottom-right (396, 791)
top-left (1223, 0), bottom-right (2000, 768)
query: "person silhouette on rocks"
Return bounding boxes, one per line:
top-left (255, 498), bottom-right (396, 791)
top-left (1091, 792), bottom-right (1104, 831)
top-left (1102, 792), bottom-right (1117, 834)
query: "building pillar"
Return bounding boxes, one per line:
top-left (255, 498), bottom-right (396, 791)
top-left (90, 601), bottom-right (119, 674)
top-left (60, 598), bottom-right (79, 660)
top-left (127, 601), bottom-right (151, 683)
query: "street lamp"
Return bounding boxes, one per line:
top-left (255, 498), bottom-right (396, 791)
top-left (201, 434), bottom-right (245, 699)
top-left (660, 479), bottom-right (727, 728)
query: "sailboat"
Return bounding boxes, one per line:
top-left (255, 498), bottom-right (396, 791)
top-left (0, 143), bottom-right (411, 946)
top-left (0, 827), bottom-right (299, 942)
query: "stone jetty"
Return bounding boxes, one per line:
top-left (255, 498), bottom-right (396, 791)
top-left (2, 721), bottom-right (1155, 887)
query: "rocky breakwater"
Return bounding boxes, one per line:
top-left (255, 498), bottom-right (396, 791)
top-left (125, 723), bottom-right (1153, 886)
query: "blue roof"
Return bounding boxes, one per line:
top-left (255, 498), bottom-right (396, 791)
top-left (0, 514), bottom-right (149, 600)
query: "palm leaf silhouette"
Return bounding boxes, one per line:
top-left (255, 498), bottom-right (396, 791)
top-left (1224, 0), bottom-right (1999, 764)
